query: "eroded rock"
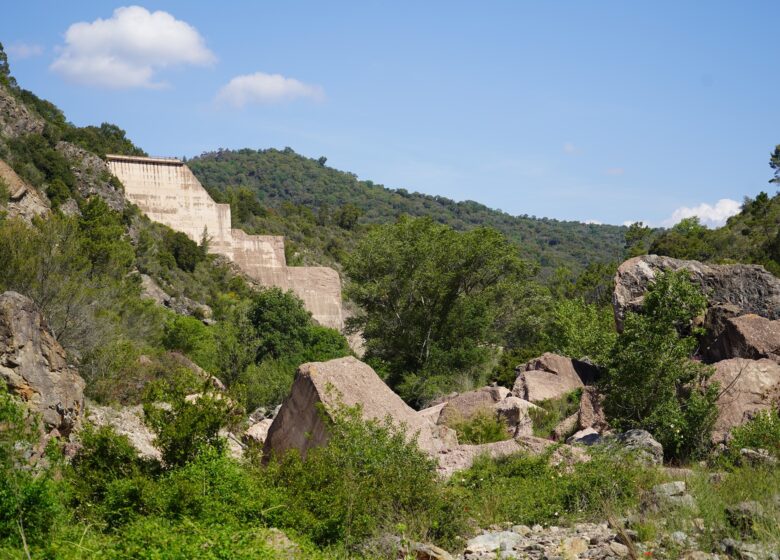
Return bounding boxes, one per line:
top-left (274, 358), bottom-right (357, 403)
top-left (708, 358), bottom-right (780, 443)
top-left (513, 353), bottom-right (597, 403)
top-left (0, 291), bottom-right (84, 435)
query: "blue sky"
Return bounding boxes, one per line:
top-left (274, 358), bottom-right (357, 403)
top-left (1, 1), bottom-right (778, 226)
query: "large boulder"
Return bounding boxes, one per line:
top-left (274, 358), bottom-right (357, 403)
top-left (708, 358), bottom-right (780, 443)
top-left (578, 386), bottom-right (609, 432)
top-left (513, 353), bottom-right (598, 403)
top-left (0, 159), bottom-right (49, 223)
top-left (0, 291), bottom-right (85, 435)
top-left (437, 385), bottom-right (509, 426)
top-left (706, 314), bottom-right (780, 364)
top-left (613, 255), bottom-right (780, 332)
top-left (263, 357), bottom-right (458, 461)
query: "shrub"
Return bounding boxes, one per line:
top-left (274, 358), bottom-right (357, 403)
top-left (0, 387), bottom-right (64, 547)
top-left (602, 271), bottom-right (718, 462)
top-left (730, 409), bottom-right (780, 459)
top-left (143, 371), bottom-right (241, 467)
top-left (450, 411), bottom-right (510, 444)
top-left (249, 287), bottom-right (312, 361)
top-left (162, 314), bottom-right (216, 371)
top-left (240, 359), bottom-right (297, 411)
top-left (549, 298), bottom-right (616, 365)
top-left (265, 405), bottom-right (466, 549)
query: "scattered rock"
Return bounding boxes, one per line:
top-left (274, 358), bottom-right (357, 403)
top-left (566, 427), bottom-right (602, 446)
top-left (86, 403), bottom-right (161, 461)
top-left (708, 358), bottom-right (780, 443)
top-left (609, 429), bottom-right (664, 465)
top-left (726, 501), bottom-right (765, 537)
top-left (243, 418), bottom-right (273, 445)
top-left (464, 531), bottom-right (524, 556)
top-left (410, 542), bottom-right (453, 560)
top-left (0, 291), bottom-right (84, 435)
top-left (613, 255), bottom-right (780, 333)
top-left (513, 353), bottom-right (598, 403)
top-left (739, 447), bottom-right (778, 467)
top-left (651, 481), bottom-right (696, 509)
top-left (263, 528), bottom-right (301, 558)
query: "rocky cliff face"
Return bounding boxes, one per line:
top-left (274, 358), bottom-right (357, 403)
top-left (0, 291), bottom-right (84, 435)
top-left (0, 86), bottom-right (45, 139)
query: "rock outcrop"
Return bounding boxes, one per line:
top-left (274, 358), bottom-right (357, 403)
top-left (708, 358), bottom-right (780, 443)
top-left (0, 86), bottom-right (45, 139)
top-left (0, 159), bottom-right (49, 222)
top-left (0, 291), bottom-right (84, 435)
top-left (613, 255), bottom-right (780, 332)
top-left (707, 314), bottom-right (780, 364)
top-left (263, 356), bottom-right (458, 462)
top-left (513, 353), bottom-right (597, 403)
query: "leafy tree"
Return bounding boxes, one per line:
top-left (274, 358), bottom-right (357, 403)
top-left (602, 270), bottom-right (718, 461)
top-left (624, 221), bottom-right (652, 258)
top-left (770, 145), bottom-right (780, 183)
top-left (346, 216), bottom-right (545, 403)
top-left (45, 178), bottom-right (70, 210)
top-left (335, 203), bottom-right (362, 230)
top-left (161, 230), bottom-right (203, 272)
top-left (548, 298), bottom-right (616, 365)
top-left (249, 287), bottom-right (313, 361)
top-left (649, 217), bottom-right (715, 261)
top-left (78, 196), bottom-right (135, 278)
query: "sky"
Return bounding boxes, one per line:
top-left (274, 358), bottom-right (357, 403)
top-left (1, 1), bottom-right (778, 227)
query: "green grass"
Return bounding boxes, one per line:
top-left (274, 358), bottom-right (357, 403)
top-left (528, 389), bottom-right (582, 439)
top-left (450, 411), bottom-right (511, 445)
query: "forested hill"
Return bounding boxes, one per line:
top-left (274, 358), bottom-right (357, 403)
top-left (188, 148), bottom-right (627, 275)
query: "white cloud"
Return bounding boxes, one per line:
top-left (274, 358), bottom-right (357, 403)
top-left (7, 42), bottom-right (44, 59)
top-left (50, 5), bottom-right (215, 88)
top-left (663, 198), bottom-right (741, 228)
top-left (605, 167), bottom-right (625, 176)
top-left (216, 72), bottom-right (325, 107)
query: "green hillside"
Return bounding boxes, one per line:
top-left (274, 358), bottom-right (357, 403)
top-left (188, 148), bottom-right (628, 276)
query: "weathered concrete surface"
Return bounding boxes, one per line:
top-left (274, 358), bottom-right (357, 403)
top-left (107, 155), bottom-right (343, 329)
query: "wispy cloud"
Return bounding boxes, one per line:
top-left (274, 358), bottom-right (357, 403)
top-left (563, 141), bottom-right (582, 155)
top-left (7, 42), bottom-right (44, 59)
top-left (50, 5), bottom-right (215, 89)
top-left (663, 198), bottom-right (741, 228)
top-left (216, 72), bottom-right (325, 107)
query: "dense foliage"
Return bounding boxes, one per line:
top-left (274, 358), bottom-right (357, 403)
top-left (602, 271), bottom-right (719, 461)
top-left (188, 147), bottom-right (628, 276)
top-left (345, 216), bottom-right (550, 405)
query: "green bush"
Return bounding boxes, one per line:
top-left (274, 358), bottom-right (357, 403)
top-left (730, 409), bottom-right (780, 459)
top-left (0, 387), bottom-right (64, 548)
top-left (549, 298), bottom-right (615, 365)
top-left (265, 405), bottom-right (466, 549)
top-left (602, 271), bottom-right (718, 462)
top-left (143, 371), bottom-right (241, 467)
top-left (450, 411), bottom-right (510, 444)
top-left (162, 314), bottom-right (216, 371)
top-left (240, 359), bottom-right (297, 411)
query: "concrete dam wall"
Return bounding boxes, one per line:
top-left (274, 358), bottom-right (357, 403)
top-left (107, 155), bottom-right (343, 330)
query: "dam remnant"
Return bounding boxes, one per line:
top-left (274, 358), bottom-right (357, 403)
top-left (106, 154), bottom-right (343, 330)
